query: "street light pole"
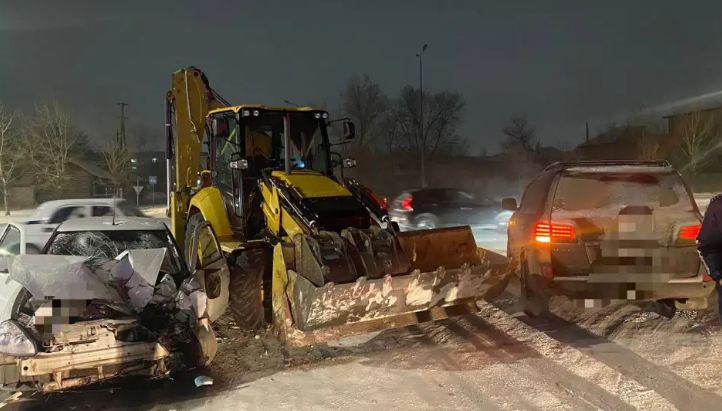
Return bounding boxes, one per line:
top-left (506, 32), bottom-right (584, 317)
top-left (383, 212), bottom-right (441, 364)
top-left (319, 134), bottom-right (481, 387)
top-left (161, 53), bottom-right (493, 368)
top-left (416, 43), bottom-right (428, 187)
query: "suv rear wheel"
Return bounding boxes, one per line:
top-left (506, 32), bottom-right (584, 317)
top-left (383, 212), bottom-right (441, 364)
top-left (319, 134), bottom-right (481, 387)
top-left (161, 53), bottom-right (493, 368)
top-left (520, 257), bottom-right (550, 317)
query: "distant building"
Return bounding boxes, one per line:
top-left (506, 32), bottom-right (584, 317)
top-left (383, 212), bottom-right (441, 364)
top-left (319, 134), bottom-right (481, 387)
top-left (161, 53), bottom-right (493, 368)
top-left (574, 125), bottom-right (651, 160)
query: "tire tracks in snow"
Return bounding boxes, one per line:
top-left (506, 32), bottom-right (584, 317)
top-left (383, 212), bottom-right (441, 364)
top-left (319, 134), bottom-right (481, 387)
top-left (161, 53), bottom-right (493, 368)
top-left (516, 311), bottom-right (722, 411)
top-left (444, 316), bottom-right (635, 411)
top-left (475, 302), bottom-right (678, 410)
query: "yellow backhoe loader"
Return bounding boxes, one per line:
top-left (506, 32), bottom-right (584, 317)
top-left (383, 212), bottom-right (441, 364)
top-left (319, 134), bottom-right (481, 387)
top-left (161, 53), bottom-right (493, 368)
top-left (166, 67), bottom-right (510, 346)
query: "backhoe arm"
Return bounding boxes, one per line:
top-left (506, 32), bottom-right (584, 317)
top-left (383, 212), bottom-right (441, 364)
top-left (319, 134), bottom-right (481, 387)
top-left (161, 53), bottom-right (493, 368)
top-left (166, 67), bottom-right (225, 249)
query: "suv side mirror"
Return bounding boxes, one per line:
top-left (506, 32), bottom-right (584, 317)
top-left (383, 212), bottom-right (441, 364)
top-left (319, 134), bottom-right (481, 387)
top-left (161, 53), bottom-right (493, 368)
top-left (501, 198), bottom-right (518, 211)
top-left (343, 120), bottom-right (356, 140)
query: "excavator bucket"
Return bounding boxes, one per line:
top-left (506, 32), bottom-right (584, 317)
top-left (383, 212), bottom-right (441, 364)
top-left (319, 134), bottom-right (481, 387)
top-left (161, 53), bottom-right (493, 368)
top-left (272, 226), bottom-right (512, 346)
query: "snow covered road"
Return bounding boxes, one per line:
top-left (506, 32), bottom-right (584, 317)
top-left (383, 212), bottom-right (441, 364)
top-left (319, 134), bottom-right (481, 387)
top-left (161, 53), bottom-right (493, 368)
top-left (15, 277), bottom-right (722, 411)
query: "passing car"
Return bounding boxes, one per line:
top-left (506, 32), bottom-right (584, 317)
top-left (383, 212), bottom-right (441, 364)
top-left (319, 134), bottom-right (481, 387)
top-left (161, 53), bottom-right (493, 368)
top-left (503, 160), bottom-right (714, 316)
top-left (389, 188), bottom-right (512, 231)
top-left (21, 198), bottom-right (145, 252)
top-left (0, 217), bottom-right (229, 391)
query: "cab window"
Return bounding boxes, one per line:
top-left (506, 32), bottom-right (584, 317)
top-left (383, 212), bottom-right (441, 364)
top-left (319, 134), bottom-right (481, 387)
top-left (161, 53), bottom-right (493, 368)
top-left (212, 114), bottom-right (238, 190)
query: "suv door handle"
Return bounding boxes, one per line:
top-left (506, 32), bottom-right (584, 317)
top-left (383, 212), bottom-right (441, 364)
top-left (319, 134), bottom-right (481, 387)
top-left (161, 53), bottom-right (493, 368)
top-left (460, 207), bottom-right (472, 211)
top-left (42, 227), bottom-right (54, 233)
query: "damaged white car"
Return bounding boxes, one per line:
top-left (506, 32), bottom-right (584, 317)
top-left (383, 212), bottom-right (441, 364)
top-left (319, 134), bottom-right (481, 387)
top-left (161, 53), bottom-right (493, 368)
top-left (0, 217), bottom-right (229, 392)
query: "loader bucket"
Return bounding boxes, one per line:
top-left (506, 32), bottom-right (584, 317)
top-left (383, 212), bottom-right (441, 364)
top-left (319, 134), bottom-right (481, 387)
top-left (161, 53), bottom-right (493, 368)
top-left (272, 226), bottom-right (512, 346)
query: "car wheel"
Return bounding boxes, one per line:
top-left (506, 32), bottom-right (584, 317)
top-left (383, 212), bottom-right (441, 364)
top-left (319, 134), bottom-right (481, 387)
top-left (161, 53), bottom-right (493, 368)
top-left (655, 299), bottom-right (677, 319)
top-left (415, 215), bottom-right (438, 230)
top-left (520, 258), bottom-right (550, 317)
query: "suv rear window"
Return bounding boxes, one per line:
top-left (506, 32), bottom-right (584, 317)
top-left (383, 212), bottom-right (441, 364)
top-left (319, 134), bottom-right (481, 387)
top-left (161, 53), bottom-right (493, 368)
top-left (552, 171), bottom-right (694, 213)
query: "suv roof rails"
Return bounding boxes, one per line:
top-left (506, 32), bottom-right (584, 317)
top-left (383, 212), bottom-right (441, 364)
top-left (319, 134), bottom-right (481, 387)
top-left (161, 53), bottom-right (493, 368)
top-left (544, 160), bottom-right (672, 171)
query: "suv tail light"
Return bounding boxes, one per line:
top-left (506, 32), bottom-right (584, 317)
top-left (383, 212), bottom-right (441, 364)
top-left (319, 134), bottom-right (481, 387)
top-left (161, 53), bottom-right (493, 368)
top-left (535, 221), bottom-right (576, 243)
top-left (678, 224), bottom-right (701, 241)
top-left (401, 195), bottom-right (413, 211)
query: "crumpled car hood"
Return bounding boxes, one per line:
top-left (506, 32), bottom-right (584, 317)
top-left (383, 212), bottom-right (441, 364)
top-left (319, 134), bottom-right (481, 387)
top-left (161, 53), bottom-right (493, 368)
top-left (9, 249), bottom-right (166, 311)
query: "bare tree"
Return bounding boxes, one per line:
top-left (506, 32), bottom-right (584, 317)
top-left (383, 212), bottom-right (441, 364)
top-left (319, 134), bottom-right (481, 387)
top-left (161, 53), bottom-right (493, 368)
top-left (27, 101), bottom-right (84, 193)
top-left (502, 115), bottom-right (537, 153)
top-left (104, 130), bottom-right (132, 197)
top-left (636, 128), bottom-right (660, 160)
top-left (387, 86), bottom-right (465, 185)
top-left (0, 104), bottom-right (24, 215)
top-left (680, 109), bottom-right (714, 174)
top-left (340, 74), bottom-right (388, 148)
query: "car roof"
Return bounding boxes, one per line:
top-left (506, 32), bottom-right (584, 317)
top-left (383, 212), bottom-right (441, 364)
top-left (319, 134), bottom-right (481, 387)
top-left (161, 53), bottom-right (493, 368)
top-left (55, 217), bottom-right (167, 232)
top-left (32, 198), bottom-right (126, 216)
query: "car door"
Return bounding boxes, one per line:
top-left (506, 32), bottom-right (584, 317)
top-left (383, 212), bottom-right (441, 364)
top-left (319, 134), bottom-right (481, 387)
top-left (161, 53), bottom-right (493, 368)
top-left (453, 191), bottom-right (496, 226)
top-left (0, 224), bottom-right (27, 321)
top-left (187, 220), bottom-right (230, 322)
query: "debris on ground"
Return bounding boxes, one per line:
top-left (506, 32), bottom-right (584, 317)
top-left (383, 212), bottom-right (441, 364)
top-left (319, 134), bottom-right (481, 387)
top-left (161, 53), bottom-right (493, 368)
top-left (194, 376), bottom-right (214, 387)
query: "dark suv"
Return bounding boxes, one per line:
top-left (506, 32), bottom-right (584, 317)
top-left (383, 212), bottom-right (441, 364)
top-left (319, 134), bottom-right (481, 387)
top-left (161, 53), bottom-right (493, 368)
top-left (389, 188), bottom-right (512, 231)
top-left (503, 160), bottom-right (713, 316)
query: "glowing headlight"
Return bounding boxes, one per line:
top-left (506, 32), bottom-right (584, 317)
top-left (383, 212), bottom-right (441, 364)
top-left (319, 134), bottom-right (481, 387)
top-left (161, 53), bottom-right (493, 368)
top-left (0, 320), bottom-right (37, 357)
top-left (242, 110), bottom-right (250, 117)
top-left (314, 113), bottom-right (321, 119)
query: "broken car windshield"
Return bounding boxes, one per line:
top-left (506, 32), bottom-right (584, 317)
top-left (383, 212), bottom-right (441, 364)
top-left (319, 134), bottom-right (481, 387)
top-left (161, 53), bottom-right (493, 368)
top-left (46, 230), bottom-right (184, 281)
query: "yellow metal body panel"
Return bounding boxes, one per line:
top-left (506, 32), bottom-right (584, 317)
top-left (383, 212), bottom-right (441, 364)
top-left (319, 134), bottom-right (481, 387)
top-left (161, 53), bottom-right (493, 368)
top-left (259, 181), bottom-right (305, 239)
top-left (188, 186), bottom-right (234, 238)
top-left (270, 170), bottom-right (352, 198)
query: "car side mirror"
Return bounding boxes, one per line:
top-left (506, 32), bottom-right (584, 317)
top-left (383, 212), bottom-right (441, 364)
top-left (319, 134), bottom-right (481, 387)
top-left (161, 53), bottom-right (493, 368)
top-left (342, 158), bottom-right (356, 168)
top-left (502, 198), bottom-right (518, 211)
top-left (343, 120), bottom-right (356, 140)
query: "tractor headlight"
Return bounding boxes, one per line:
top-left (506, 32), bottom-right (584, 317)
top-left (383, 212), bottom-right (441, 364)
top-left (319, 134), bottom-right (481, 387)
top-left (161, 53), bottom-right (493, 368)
top-left (0, 320), bottom-right (37, 357)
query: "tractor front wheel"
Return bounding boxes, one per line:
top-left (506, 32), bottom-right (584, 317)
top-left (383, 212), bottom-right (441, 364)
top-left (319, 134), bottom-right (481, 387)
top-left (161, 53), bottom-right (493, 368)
top-left (228, 250), bottom-right (266, 331)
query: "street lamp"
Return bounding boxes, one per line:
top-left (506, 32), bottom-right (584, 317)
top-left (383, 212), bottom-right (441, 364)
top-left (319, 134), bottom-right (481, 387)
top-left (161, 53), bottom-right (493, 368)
top-left (416, 43), bottom-right (428, 187)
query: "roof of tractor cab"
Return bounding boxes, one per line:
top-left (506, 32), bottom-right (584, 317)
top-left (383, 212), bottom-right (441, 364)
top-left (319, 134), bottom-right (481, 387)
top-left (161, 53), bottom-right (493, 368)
top-left (208, 105), bottom-right (326, 116)
top-left (56, 217), bottom-right (168, 232)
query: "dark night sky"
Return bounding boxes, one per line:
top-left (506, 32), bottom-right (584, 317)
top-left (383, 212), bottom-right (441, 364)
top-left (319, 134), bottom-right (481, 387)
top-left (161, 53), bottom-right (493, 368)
top-left (3, 0), bottom-right (722, 152)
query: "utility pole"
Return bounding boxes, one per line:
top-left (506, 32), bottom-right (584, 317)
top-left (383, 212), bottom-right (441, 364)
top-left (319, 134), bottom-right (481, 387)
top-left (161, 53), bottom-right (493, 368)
top-left (416, 44), bottom-right (428, 187)
top-left (117, 102), bottom-right (128, 146)
top-left (585, 121), bottom-right (590, 143)
top-left (116, 102), bottom-right (129, 199)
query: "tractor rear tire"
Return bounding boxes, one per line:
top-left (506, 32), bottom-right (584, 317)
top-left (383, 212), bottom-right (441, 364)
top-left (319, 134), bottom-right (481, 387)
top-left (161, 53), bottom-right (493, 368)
top-left (185, 212), bottom-right (265, 330)
top-left (228, 250), bottom-right (265, 331)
